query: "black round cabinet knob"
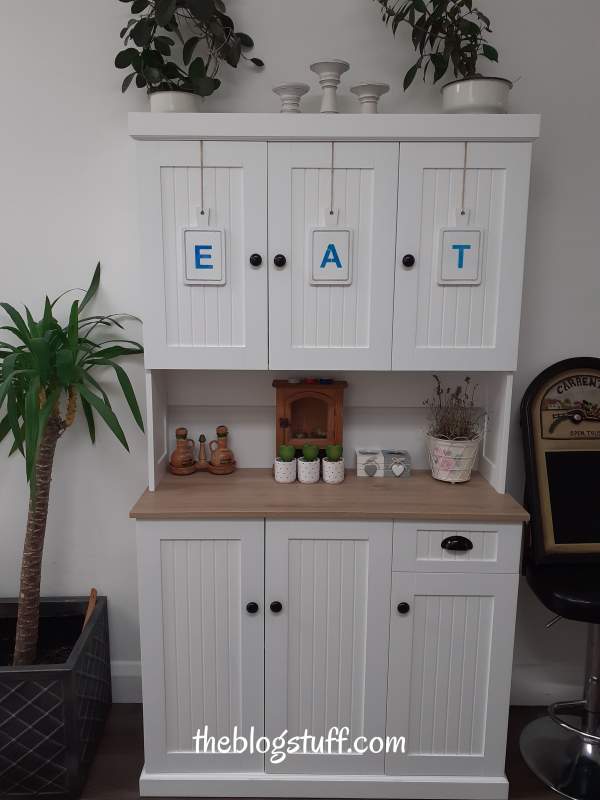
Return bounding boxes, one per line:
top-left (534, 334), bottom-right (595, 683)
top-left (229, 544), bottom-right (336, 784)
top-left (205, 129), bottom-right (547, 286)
top-left (270, 601), bottom-right (283, 613)
top-left (273, 254), bottom-right (287, 268)
top-left (402, 254), bottom-right (416, 268)
top-left (397, 602), bottom-right (411, 615)
top-left (249, 253), bottom-right (263, 267)
top-left (246, 602), bottom-right (259, 614)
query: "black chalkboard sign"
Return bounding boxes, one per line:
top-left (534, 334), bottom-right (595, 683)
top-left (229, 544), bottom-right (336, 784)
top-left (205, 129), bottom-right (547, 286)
top-left (521, 358), bottom-right (600, 563)
top-left (546, 451), bottom-right (600, 544)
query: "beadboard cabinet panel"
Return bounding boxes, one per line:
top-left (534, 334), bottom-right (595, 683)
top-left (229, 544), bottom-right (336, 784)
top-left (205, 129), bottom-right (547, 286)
top-left (138, 141), bottom-right (268, 369)
top-left (268, 142), bottom-right (398, 370)
top-left (393, 142), bottom-right (532, 370)
top-left (265, 520), bottom-right (392, 774)
top-left (386, 572), bottom-right (519, 777)
top-left (137, 520), bottom-right (265, 773)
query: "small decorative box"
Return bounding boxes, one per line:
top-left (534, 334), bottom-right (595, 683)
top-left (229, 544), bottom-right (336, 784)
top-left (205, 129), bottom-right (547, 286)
top-left (356, 449), bottom-right (411, 478)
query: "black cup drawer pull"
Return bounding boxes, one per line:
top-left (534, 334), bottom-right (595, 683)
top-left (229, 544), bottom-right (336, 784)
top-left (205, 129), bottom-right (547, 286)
top-left (441, 535), bottom-right (474, 552)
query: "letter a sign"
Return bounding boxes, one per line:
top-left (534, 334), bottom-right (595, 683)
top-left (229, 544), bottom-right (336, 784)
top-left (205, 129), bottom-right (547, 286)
top-left (309, 228), bottom-right (352, 285)
top-left (438, 227), bottom-right (483, 285)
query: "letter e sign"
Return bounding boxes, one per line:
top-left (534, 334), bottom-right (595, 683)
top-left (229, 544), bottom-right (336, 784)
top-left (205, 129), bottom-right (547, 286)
top-left (183, 228), bottom-right (226, 285)
top-left (309, 228), bottom-right (352, 286)
top-left (438, 228), bottom-right (483, 285)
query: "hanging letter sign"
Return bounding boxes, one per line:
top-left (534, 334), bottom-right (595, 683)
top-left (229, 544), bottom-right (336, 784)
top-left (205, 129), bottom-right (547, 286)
top-left (309, 228), bottom-right (352, 286)
top-left (183, 228), bottom-right (226, 286)
top-left (438, 227), bottom-right (483, 286)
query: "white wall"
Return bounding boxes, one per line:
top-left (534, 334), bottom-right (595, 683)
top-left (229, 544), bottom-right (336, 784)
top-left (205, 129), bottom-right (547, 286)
top-left (1, 0), bottom-right (598, 702)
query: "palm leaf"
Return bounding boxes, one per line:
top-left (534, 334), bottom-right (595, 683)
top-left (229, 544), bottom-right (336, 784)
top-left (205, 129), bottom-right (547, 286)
top-left (92, 359), bottom-right (144, 430)
top-left (80, 394), bottom-right (96, 443)
top-left (77, 384), bottom-right (129, 451)
top-left (79, 263), bottom-right (101, 312)
top-left (0, 303), bottom-right (31, 344)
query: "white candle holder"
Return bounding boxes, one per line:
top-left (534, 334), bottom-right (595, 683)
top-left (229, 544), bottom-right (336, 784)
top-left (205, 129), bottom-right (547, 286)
top-left (310, 59), bottom-right (350, 113)
top-left (272, 83), bottom-right (310, 113)
top-left (350, 82), bottom-right (390, 114)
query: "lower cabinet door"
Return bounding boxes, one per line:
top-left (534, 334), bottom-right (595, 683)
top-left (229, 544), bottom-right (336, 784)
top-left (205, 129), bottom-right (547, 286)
top-left (386, 571), bottom-right (519, 777)
top-left (137, 520), bottom-right (264, 773)
top-left (265, 520), bottom-right (392, 775)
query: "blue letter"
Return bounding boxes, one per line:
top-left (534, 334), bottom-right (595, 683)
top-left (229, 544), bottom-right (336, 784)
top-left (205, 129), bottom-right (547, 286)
top-left (195, 244), bottom-right (213, 270)
top-left (320, 243), bottom-right (343, 269)
top-left (451, 243), bottom-right (471, 269)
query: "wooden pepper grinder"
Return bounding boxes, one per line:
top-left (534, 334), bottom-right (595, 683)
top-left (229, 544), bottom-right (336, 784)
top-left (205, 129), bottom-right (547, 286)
top-left (208, 425), bottom-right (236, 475)
top-left (168, 427), bottom-right (196, 476)
top-left (196, 433), bottom-right (209, 471)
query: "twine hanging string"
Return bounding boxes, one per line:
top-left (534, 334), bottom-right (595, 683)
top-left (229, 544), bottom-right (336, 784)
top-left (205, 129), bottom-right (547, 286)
top-left (329, 141), bottom-right (335, 216)
top-left (199, 139), bottom-right (205, 217)
top-left (460, 141), bottom-right (468, 217)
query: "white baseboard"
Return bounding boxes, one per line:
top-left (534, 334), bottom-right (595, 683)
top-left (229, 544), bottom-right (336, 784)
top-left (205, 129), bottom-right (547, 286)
top-left (111, 660), bottom-right (142, 702)
top-left (113, 660), bottom-right (583, 707)
top-left (510, 663), bottom-right (583, 706)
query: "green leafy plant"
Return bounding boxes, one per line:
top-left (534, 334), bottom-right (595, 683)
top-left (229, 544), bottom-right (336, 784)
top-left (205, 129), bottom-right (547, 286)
top-left (301, 444), bottom-right (319, 462)
top-left (0, 264), bottom-right (144, 666)
top-left (115, 0), bottom-right (264, 98)
top-left (374, 0), bottom-right (499, 89)
top-left (325, 444), bottom-right (343, 462)
top-left (423, 375), bottom-right (483, 440)
top-left (278, 444), bottom-right (296, 463)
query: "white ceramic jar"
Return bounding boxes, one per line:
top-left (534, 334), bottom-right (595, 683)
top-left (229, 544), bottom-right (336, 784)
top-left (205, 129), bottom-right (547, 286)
top-left (441, 77), bottom-right (512, 114)
top-left (149, 91), bottom-right (200, 113)
top-left (297, 457), bottom-right (320, 484)
top-left (426, 435), bottom-right (480, 483)
top-left (322, 458), bottom-right (345, 484)
top-left (273, 458), bottom-right (297, 483)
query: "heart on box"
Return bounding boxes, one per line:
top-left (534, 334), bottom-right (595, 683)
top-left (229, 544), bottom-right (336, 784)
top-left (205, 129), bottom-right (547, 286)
top-left (364, 462), bottom-right (377, 477)
top-left (391, 463), bottom-right (405, 477)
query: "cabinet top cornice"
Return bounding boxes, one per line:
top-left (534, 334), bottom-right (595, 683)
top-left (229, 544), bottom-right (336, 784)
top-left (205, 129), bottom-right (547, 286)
top-left (128, 112), bottom-right (540, 142)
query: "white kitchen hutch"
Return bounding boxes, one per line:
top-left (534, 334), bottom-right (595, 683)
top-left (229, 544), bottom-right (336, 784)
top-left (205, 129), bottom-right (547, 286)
top-left (129, 112), bottom-right (539, 799)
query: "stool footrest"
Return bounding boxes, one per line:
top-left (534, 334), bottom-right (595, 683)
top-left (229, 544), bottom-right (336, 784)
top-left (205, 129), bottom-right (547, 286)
top-left (549, 699), bottom-right (600, 743)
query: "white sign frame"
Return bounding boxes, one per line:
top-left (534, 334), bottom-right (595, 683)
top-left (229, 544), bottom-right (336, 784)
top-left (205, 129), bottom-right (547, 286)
top-left (308, 227), bottom-right (353, 287)
top-left (183, 227), bottom-right (226, 286)
top-left (438, 227), bottom-right (484, 286)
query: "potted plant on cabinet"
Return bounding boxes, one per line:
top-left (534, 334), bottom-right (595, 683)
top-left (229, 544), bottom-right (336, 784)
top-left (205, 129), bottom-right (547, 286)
top-left (274, 444), bottom-right (297, 483)
top-left (115, 0), bottom-right (264, 112)
top-left (297, 444), bottom-right (320, 484)
top-left (374, 0), bottom-right (511, 113)
top-left (0, 264), bottom-right (144, 798)
top-left (424, 375), bottom-right (483, 483)
top-left (322, 444), bottom-right (344, 484)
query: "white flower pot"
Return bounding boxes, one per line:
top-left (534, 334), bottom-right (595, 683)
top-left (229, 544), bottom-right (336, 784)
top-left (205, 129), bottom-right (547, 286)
top-left (322, 458), bottom-right (345, 484)
top-left (426, 435), bottom-right (480, 483)
top-left (441, 77), bottom-right (512, 114)
top-left (297, 457), bottom-right (320, 484)
top-left (149, 91), bottom-right (200, 113)
top-left (274, 458), bottom-right (297, 483)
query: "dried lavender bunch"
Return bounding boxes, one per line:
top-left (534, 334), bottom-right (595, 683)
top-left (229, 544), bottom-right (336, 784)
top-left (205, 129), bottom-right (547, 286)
top-left (424, 375), bottom-right (483, 441)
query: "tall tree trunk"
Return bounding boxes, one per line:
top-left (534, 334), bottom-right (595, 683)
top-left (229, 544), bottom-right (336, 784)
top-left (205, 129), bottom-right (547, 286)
top-left (12, 415), bottom-right (62, 667)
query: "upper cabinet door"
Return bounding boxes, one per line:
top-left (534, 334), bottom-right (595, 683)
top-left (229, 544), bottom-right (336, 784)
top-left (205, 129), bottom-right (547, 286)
top-left (268, 142), bottom-right (399, 370)
top-left (139, 141), bottom-right (268, 369)
top-left (393, 142), bottom-right (532, 371)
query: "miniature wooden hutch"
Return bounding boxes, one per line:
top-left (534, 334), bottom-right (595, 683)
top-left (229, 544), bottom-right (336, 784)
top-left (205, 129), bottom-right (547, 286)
top-left (273, 379), bottom-right (346, 452)
top-left (129, 112), bottom-right (539, 800)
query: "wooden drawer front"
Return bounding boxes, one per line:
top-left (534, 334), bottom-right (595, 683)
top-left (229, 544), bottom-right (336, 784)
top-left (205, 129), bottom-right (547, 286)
top-left (393, 522), bottom-right (522, 573)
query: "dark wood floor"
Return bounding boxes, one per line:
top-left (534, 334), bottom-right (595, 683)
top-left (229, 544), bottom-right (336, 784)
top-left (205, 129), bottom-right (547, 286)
top-left (82, 705), bottom-right (554, 800)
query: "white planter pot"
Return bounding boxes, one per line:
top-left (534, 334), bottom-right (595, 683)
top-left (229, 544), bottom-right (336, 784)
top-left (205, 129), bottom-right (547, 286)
top-left (297, 458), bottom-right (320, 484)
top-left (322, 458), bottom-right (345, 484)
top-left (426, 435), bottom-right (480, 484)
top-left (273, 458), bottom-right (297, 483)
top-left (149, 91), bottom-right (200, 113)
top-left (441, 77), bottom-right (512, 114)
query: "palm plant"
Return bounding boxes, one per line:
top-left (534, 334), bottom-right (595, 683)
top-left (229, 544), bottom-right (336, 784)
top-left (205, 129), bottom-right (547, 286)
top-left (0, 264), bottom-right (144, 666)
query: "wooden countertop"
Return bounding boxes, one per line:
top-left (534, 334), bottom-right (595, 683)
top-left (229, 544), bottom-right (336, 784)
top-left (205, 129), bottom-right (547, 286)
top-left (130, 469), bottom-right (528, 523)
